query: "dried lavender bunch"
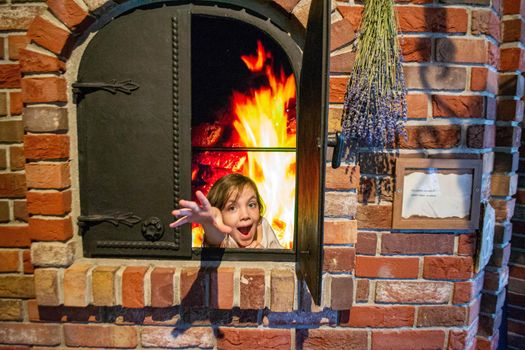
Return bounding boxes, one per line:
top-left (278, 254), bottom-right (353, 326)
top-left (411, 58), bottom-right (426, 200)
top-left (341, 0), bottom-right (407, 150)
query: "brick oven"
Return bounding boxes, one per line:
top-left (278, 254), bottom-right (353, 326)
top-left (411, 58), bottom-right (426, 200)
top-left (0, 0), bottom-right (524, 349)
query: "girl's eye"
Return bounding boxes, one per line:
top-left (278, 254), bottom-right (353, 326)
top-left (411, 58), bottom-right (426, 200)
top-left (228, 206), bottom-right (237, 212)
top-left (248, 202), bottom-right (258, 208)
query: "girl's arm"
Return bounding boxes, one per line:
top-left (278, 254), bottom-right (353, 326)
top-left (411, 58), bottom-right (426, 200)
top-left (170, 191), bottom-right (232, 246)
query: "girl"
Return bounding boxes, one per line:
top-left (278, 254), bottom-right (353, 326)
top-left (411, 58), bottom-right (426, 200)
top-left (170, 173), bottom-right (283, 249)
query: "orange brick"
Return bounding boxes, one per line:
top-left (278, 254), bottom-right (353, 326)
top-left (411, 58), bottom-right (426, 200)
top-left (27, 16), bottom-right (70, 55)
top-left (355, 256), bottom-right (419, 278)
top-left (210, 267), bottom-right (234, 309)
top-left (47, 0), bottom-right (90, 29)
top-left (92, 266), bottom-right (119, 306)
top-left (0, 250), bottom-right (20, 272)
top-left (323, 220), bottom-right (357, 244)
top-left (325, 165), bottom-right (359, 190)
top-left (122, 266), bottom-right (148, 308)
top-left (8, 34), bottom-right (30, 60)
top-left (24, 134), bottom-right (69, 160)
top-left (27, 190), bottom-right (72, 215)
top-left (26, 163), bottom-right (70, 189)
top-left (396, 7), bottom-right (468, 33)
top-left (23, 249), bottom-right (33, 274)
top-left (63, 263), bottom-right (91, 307)
top-left (406, 94), bottom-right (428, 119)
top-left (342, 306), bottom-right (415, 327)
top-left (19, 48), bottom-right (66, 73)
top-left (0, 64), bottom-right (21, 89)
top-left (64, 324), bottom-right (138, 348)
top-left (28, 217), bottom-right (73, 241)
top-left (240, 268), bottom-right (265, 309)
top-left (21, 77), bottom-right (67, 103)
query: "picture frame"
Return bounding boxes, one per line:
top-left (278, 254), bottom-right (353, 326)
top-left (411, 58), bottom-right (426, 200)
top-left (392, 158), bottom-right (482, 230)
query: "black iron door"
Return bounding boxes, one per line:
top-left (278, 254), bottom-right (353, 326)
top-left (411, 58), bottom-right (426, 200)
top-left (77, 6), bottom-right (192, 257)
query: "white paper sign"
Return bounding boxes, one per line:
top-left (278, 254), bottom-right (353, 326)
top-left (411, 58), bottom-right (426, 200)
top-left (402, 171), bottom-right (472, 219)
top-left (477, 203), bottom-right (495, 272)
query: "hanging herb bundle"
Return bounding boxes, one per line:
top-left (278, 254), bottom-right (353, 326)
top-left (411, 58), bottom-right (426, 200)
top-left (341, 0), bottom-right (407, 150)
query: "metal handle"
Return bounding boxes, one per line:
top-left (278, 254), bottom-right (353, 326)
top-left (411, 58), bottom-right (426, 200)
top-left (327, 132), bottom-right (344, 169)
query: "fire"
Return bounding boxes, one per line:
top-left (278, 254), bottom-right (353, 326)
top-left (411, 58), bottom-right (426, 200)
top-left (192, 40), bottom-right (296, 249)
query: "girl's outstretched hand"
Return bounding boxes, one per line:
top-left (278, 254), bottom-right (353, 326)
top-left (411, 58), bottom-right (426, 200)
top-left (169, 191), bottom-right (232, 235)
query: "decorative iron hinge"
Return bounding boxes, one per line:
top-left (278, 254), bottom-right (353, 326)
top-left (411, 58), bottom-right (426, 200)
top-left (72, 79), bottom-right (140, 95)
top-left (77, 211), bottom-right (142, 234)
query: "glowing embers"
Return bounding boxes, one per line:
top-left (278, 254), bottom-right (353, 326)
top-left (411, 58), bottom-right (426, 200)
top-left (191, 40), bottom-right (296, 249)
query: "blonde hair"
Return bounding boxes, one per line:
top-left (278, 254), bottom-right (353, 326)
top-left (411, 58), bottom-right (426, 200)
top-left (207, 173), bottom-right (266, 216)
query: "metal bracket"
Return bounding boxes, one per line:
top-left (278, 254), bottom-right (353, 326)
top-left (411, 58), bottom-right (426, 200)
top-left (77, 211), bottom-right (142, 234)
top-left (327, 132), bottom-right (344, 169)
top-left (72, 79), bottom-right (140, 95)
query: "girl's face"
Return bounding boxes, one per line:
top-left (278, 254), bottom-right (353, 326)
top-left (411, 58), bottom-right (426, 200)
top-left (221, 186), bottom-right (261, 247)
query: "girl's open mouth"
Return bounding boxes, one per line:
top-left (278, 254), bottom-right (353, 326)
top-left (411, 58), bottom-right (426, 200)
top-left (238, 225), bottom-right (252, 236)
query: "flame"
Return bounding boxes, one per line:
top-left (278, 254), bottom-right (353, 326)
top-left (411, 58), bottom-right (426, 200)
top-left (233, 41), bottom-right (296, 249)
top-left (191, 40), bottom-right (296, 249)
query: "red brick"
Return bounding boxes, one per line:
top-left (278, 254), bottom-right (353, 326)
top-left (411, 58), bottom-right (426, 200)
top-left (21, 77), bottom-right (67, 103)
top-left (356, 204), bottom-right (392, 229)
top-left (355, 279), bottom-right (369, 302)
top-left (240, 268), bottom-right (265, 309)
top-left (270, 269), bottom-right (294, 312)
top-left (404, 66), bottom-right (467, 90)
top-left (14, 200), bottom-right (28, 223)
top-left (122, 266), bottom-right (147, 308)
top-left (7, 35), bottom-right (29, 60)
top-left (0, 226), bottom-right (30, 247)
top-left (355, 256), bottom-right (419, 278)
top-left (180, 267), bottom-right (206, 307)
top-left (64, 324), bottom-right (138, 348)
top-left (27, 16), bottom-right (70, 56)
top-left (372, 330), bottom-right (446, 350)
top-left (396, 7), bottom-right (468, 33)
top-left (499, 47), bottom-right (521, 71)
top-left (273, 0), bottom-right (300, 13)
top-left (47, 0), bottom-right (90, 29)
top-left (19, 49), bottom-right (66, 73)
top-left (471, 10), bottom-right (500, 40)
top-left (417, 305), bottom-right (467, 327)
top-left (330, 276), bottom-right (353, 310)
top-left (458, 233), bottom-right (477, 256)
top-left (0, 64), bottom-right (21, 88)
top-left (496, 126), bottom-right (521, 147)
top-left (28, 217), bottom-right (73, 241)
top-left (502, 0), bottom-right (521, 14)
top-left (323, 247), bottom-right (355, 272)
top-left (423, 256), bottom-right (473, 280)
top-left (325, 165), bottom-right (359, 190)
top-left (497, 99), bottom-right (522, 122)
top-left (471, 67), bottom-right (498, 94)
top-left (501, 18), bottom-right (522, 42)
top-left (382, 233), bottom-right (454, 255)
top-left (343, 306), bottom-right (415, 327)
top-left (330, 19), bottom-right (355, 51)
top-left (26, 163), bottom-right (70, 189)
top-left (398, 125), bottom-right (461, 149)
top-left (338, 5), bottom-right (363, 29)
top-left (0, 151), bottom-right (6, 170)
top-left (329, 76), bottom-right (347, 103)
top-left (0, 250), bottom-right (20, 272)
top-left (10, 146), bottom-right (25, 171)
top-left (330, 51), bottom-right (354, 73)
top-left (24, 134), bottom-right (69, 160)
top-left (323, 220), bottom-right (357, 244)
top-left (436, 38), bottom-right (488, 64)
top-left (406, 94), bottom-right (428, 118)
top-left (10, 92), bottom-right (23, 116)
top-left (432, 95), bottom-right (485, 119)
top-left (0, 173), bottom-right (26, 198)
top-left (22, 250), bottom-right (32, 274)
top-left (491, 198), bottom-right (515, 221)
top-left (484, 267), bottom-right (509, 292)
top-left (298, 329), bottom-right (368, 350)
top-left (356, 232), bottom-right (376, 255)
top-left (400, 37), bottom-right (431, 62)
top-left (0, 323), bottom-right (61, 346)
top-left (467, 125), bottom-right (495, 148)
top-left (150, 267), bottom-right (174, 308)
top-left (217, 328), bottom-right (291, 350)
top-left (210, 267), bottom-right (234, 309)
top-left (27, 190), bottom-right (71, 216)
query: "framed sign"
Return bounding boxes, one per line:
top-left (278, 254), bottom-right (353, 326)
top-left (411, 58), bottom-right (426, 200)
top-left (392, 159), bottom-right (482, 230)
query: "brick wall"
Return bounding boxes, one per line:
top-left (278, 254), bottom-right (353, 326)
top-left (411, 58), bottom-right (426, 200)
top-left (0, 0), bottom-right (523, 349)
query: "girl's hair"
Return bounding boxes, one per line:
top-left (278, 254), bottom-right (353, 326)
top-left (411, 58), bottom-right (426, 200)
top-left (207, 173), bottom-right (266, 216)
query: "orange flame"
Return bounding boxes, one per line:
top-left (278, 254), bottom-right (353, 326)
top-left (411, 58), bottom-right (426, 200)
top-left (233, 41), bottom-right (296, 248)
